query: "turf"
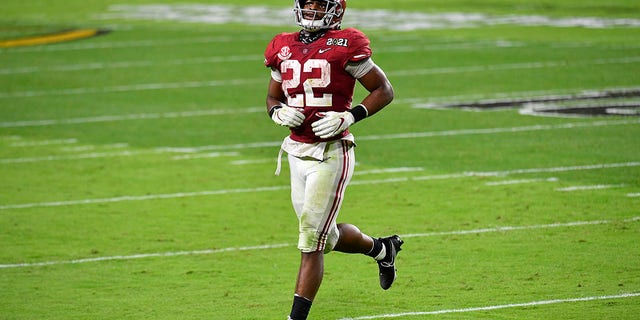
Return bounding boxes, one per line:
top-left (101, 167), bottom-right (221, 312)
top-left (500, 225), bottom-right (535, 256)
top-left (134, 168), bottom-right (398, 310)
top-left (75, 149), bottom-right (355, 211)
top-left (1, 0), bottom-right (639, 319)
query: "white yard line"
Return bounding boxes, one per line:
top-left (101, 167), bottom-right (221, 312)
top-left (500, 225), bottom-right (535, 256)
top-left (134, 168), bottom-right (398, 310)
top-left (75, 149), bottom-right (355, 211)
top-left (0, 162), bottom-right (637, 210)
top-left (2, 119), bottom-right (637, 164)
top-left (337, 292), bottom-right (640, 320)
top-left (0, 35), bottom-right (270, 53)
top-left (1, 217), bottom-right (637, 269)
top-left (0, 40), bottom-right (521, 75)
top-left (170, 152), bottom-right (239, 160)
top-left (0, 87), bottom-right (636, 128)
top-left (0, 78), bottom-right (264, 99)
top-left (557, 184), bottom-right (626, 192)
top-left (406, 86), bottom-right (640, 107)
top-left (2, 57), bottom-right (639, 99)
top-left (175, 119), bottom-right (640, 153)
top-left (9, 138), bottom-right (77, 147)
top-left (354, 167), bottom-right (424, 175)
top-left (388, 56), bottom-right (640, 77)
top-left (0, 54), bottom-right (263, 75)
top-left (0, 107), bottom-right (263, 128)
top-left (485, 177), bottom-right (558, 186)
top-left (0, 150), bottom-right (161, 164)
top-left (0, 244), bottom-right (292, 269)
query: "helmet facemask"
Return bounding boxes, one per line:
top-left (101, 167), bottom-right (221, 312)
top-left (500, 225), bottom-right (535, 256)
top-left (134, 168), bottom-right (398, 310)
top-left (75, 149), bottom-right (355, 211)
top-left (294, 0), bottom-right (344, 32)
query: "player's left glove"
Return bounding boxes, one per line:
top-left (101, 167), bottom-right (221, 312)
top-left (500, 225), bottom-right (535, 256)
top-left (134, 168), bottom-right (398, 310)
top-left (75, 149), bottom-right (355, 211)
top-left (311, 111), bottom-right (355, 139)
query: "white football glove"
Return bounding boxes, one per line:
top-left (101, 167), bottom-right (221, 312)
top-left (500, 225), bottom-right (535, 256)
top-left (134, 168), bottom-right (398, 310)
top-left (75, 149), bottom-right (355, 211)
top-left (311, 111), bottom-right (355, 139)
top-left (271, 104), bottom-right (305, 128)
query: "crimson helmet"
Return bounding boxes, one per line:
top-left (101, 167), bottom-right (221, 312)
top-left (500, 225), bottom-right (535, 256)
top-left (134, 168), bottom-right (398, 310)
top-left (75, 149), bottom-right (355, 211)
top-left (294, 0), bottom-right (346, 31)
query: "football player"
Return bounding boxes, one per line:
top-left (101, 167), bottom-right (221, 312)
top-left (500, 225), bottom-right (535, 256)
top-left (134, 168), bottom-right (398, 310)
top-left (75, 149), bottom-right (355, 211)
top-left (264, 1), bottom-right (403, 319)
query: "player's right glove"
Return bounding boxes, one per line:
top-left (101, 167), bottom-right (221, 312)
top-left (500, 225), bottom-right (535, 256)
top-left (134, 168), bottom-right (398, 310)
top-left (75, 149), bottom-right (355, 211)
top-left (270, 104), bottom-right (305, 128)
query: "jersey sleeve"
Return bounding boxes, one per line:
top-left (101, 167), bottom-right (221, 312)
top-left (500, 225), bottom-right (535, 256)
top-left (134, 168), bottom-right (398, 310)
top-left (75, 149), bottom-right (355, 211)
top-left (264, 33), bottom-right (286, 69)
top-left (343, 28), bottom-right (372, 63)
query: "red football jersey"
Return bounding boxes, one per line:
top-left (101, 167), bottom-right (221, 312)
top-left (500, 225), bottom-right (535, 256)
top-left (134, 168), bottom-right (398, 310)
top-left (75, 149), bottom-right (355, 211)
top-left (265, 28), bottom-right (372, 143)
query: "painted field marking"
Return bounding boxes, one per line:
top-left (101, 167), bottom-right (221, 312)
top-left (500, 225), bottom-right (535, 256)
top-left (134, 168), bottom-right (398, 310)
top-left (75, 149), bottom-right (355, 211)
top-left (0, 150), bottom-right (161, 164)
top-left (2, 56), bottom-right (639, 99)
top-left (0, 162), bottom-right (637, 210)
top-left (170, 152), bottom-right (239, 161)
top-left (0, 107), bottom-right (263, 128)
top-left (485, 177), bottom-right (558, 186)
top-left (557, 184), bottom-right (626, 192)
top-left (400, 217), bottom-right (639, 239)
top-left (60, 143), bottom-right (129, 153)
top-left (337, 292), bottom-right (640, 320)
top-left (354, 167), bottom-right (424, 175)
top-left (230, 159), bottom-right (273, 165)
top-left (0, 29), bottom-right (105, 48)
top-left (0, 78), bottom-right (264, 99)
top-left (388, 56), bottom-right (640, 77)
top-left (0, 87), bottom-right (635, 128)
top-left (0, 54), bottom-right (263, 75)
top-left (407, 86), bottom-right (640, 108)
top-left (3, 119), bottom-right (636, 165)
top-left (1, 35), bottom-right (270, 53)
top-left (178, 119), bottom-right (640, 153)
top-left (1, 217), bottom-right (637, 269)
top-left (9, 138), bottom-right (77, 147)
top-left (0, 40), bottom-right (520, 75)
top-left (628, 193), bottom-right (640, 197)
top-left (0, 244), bottom-right (291, 269)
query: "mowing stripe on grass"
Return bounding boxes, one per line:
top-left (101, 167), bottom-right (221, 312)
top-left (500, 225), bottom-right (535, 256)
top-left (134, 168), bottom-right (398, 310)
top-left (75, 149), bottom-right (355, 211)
top-left (337, 292), bottom-right (640, 319)
top-left (0, 162), bottom-right (637, 210)
top-left (1, 217), bottom-right (637, 269)
top-left (2, 56), bottom-right (638, 99)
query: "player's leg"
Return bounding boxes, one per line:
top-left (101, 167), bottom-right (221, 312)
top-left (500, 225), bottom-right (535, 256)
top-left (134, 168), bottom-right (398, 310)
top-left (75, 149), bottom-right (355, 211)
top-left (334, 223), bottom-right (404, 290)
top-left (287, 141), bottom-right (354, 319)
top-left (333, 223), bottom-right (374, 254)
top-left (287, 154), bottom-right (321, 319)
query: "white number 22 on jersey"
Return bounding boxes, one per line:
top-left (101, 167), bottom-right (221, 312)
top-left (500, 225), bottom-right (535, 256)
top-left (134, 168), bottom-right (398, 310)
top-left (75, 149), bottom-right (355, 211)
top-left (281, 59), bottom-right (332, 107)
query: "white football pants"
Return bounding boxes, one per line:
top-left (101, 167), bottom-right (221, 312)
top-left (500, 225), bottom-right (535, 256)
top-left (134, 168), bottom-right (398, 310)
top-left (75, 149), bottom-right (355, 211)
top-left (288, 140), bottom-right (355, 253)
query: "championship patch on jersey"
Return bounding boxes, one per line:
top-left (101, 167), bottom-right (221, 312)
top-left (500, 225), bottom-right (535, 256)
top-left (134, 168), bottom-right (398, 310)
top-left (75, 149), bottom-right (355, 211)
top-left (325, 38), bottom-right (349, 47)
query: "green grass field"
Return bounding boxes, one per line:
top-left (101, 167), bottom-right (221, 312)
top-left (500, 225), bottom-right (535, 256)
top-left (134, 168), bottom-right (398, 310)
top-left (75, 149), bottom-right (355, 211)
top-left (1, 0), bottom-right (639, 319)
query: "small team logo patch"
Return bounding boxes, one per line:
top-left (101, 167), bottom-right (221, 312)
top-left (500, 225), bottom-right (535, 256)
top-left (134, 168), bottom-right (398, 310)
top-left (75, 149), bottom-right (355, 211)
top-left (278, 46), bottom-right (292, 60)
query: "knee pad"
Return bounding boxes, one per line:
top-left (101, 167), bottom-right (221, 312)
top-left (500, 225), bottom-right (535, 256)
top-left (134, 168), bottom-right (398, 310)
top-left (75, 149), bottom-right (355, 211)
top-left (298, 225), bottom-right (340, 254)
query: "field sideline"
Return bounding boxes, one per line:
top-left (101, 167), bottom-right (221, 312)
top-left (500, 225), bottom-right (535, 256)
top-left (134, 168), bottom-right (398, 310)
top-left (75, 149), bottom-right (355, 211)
top-left (1, 0), bottom-right (639, 319)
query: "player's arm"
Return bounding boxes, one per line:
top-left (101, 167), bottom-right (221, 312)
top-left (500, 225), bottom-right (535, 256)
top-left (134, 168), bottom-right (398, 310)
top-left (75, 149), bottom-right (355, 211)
top-left (266, 76), bottom-right (286, 112)
top-left (356, 62), bottom-right (394, 117)
top-left (266, 69), bottom-right (305, 127)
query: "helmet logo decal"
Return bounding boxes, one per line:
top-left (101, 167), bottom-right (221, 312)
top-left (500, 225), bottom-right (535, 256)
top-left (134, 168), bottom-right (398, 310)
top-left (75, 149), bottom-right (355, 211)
top-left (278, 46), bottom-right (292, 60)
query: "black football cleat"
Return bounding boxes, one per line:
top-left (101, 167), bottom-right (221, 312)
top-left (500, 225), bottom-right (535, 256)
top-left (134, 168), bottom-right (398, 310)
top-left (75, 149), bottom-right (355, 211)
top-left (377, 235), bottom-right (403, 290)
